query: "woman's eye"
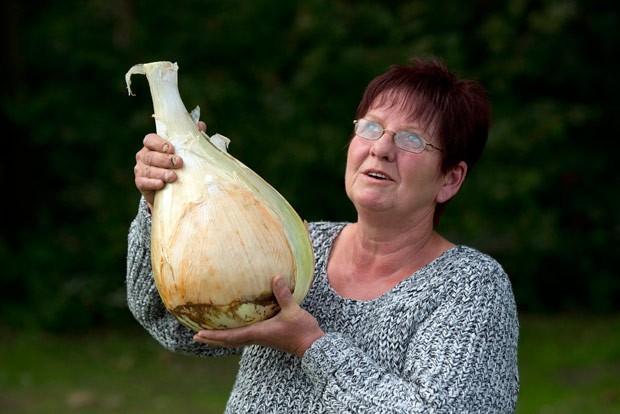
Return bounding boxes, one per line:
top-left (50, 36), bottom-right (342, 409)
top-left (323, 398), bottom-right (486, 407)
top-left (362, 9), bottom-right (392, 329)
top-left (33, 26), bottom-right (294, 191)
top-left (403, 133), bottom-right (424, 148)
top-left (367, 122), bottom-right (382, 134)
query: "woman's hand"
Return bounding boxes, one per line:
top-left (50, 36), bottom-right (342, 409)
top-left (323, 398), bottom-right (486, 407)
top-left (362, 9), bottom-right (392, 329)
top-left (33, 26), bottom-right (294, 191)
top-left (193, 276), bottom-right (325, 358)
top-left (134, 122), bottom-right (206, 208)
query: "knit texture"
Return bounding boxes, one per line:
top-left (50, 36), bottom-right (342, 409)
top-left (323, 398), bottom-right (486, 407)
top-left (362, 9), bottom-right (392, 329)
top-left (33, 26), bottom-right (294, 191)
top-left (126, 200), bottom-right (519, 413)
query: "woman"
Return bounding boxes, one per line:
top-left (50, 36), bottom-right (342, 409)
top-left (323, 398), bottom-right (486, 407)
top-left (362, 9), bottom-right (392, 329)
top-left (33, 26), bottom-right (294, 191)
top-left (127, 56), bottom-right (519, 413)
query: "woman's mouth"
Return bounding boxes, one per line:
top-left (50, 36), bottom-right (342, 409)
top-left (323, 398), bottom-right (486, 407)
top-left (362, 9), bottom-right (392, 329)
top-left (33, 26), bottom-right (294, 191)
top-left (367, 172), bottom-right (388, 180)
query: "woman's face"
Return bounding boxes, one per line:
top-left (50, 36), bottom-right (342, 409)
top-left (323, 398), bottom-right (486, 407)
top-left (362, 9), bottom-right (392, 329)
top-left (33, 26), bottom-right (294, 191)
top-left (345, 100), bottom-right (448, 221)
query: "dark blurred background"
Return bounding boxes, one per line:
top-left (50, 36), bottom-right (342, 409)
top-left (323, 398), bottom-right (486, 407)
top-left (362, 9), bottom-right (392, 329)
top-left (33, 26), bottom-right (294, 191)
top-left (1, 0), bottom-right (618, 332)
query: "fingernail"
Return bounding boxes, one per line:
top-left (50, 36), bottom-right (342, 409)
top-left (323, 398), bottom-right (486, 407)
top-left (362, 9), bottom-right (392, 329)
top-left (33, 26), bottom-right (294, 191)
top-left (170, 156), bottom-right (177, 167)
top-left (163, 144), bottom-right (170, 153)
top-left (274, 277), bottom-right (284, 289)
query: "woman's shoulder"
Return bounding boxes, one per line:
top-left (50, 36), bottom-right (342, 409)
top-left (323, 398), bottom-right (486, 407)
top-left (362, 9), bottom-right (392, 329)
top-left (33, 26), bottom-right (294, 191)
top-left (307, 221), bottom-right (348, 243)
top-left (441, 245), bottom-right (504, 270)
top-left (306, 222), bottom-right (348, 267)
top-left (409, 245), bottom-right (517, 315)
top-left (434, 245), bottom-right (511, 288)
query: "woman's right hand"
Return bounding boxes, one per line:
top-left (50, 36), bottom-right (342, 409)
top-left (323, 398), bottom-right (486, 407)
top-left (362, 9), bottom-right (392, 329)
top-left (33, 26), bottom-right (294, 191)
top-left (134, 133), bottom-right (182, 209)
top-left (134, 122), bottom-right (206, 209)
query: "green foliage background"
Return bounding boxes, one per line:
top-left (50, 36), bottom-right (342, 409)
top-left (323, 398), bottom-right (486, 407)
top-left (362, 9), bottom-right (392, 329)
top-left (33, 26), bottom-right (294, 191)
top-left (1, 0), bottom-right (618, 331)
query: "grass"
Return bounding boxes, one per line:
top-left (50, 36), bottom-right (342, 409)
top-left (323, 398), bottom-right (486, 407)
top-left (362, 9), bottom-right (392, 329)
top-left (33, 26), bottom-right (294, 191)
top-left (516, 314), bottom-right (620, 413)
top-left (0, 327), bottom-right (239, 413)
top-left (0, 314), bottom-right (619, 413)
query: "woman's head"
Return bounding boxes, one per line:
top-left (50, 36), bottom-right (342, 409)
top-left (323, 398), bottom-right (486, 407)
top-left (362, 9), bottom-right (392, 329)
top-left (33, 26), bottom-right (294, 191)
top-left (354, 57), bottom-right (491, 225)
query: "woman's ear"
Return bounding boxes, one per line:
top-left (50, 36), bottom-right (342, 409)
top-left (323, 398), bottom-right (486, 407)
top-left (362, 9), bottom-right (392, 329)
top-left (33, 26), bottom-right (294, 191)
top-left (436, 161), bottom-right (468, 204)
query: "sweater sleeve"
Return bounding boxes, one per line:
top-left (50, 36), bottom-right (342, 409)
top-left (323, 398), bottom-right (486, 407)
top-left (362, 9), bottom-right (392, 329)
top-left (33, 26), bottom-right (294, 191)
top-left (301, 258), bottom-right (519, 413)
top-left (125, 197), bottom-right (239, 358)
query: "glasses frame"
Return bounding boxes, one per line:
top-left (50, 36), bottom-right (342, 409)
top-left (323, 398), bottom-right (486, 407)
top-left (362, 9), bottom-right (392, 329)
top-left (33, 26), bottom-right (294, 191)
top-left (353, 119), bottom-right (444, 154)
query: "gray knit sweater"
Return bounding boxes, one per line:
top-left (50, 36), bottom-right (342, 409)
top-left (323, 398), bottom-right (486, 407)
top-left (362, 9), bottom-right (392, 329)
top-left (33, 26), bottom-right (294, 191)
top-left (126, 200), bottom-right (519, 413)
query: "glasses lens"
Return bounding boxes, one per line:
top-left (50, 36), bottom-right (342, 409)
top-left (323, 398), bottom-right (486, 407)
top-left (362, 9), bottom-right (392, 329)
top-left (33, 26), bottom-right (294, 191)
top-left (355, 119), bottom-right (382, 140)
top-left (395, 131), bottom-right (425, 153)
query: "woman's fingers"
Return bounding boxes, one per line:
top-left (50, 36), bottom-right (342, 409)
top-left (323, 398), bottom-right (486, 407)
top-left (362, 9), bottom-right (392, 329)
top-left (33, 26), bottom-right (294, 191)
top-left (143, 133), bottom-right (174, 152)
top-left (138, 149), bottom-right (182, 170)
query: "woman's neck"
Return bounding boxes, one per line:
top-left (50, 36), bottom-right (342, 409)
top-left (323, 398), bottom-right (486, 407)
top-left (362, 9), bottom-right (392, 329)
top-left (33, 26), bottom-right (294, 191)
top-left (350, 219), bottom-right (444, 271)
top-left (327, 218), bottom-right (454, 300)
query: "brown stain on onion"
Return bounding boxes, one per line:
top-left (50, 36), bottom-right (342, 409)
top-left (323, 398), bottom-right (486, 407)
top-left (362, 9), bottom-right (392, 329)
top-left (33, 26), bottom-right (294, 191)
top-left (171, 292), bottom-right (280, 330)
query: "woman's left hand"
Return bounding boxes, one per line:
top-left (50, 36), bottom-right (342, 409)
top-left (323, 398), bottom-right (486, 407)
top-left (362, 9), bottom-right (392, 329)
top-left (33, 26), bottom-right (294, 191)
top-left (193, 276), bottom-right (325, 357)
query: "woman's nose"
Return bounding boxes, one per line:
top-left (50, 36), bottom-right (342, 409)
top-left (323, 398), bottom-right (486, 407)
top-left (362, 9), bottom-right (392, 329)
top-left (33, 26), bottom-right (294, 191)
top-left (370, 131), bottom-right (397, 161)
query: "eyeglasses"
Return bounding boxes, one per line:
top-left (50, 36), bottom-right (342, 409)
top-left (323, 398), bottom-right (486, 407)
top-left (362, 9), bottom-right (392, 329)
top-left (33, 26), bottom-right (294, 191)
top-left (353, 119), bottom-right (443, 154)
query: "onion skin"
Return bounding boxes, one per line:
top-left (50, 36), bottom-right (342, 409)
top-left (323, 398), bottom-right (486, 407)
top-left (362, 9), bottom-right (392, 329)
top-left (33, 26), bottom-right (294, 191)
top-left (126, 61), bottom-right (314, 330)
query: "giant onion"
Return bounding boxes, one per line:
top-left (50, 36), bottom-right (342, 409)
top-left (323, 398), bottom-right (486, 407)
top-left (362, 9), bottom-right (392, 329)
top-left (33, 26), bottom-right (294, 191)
top-left (126, 61), bottom-right (314, 330)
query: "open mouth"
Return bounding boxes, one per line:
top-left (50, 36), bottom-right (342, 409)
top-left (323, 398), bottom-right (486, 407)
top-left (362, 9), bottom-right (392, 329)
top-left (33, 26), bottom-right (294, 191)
top-left (366, 171), bottom-right (389, 180)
